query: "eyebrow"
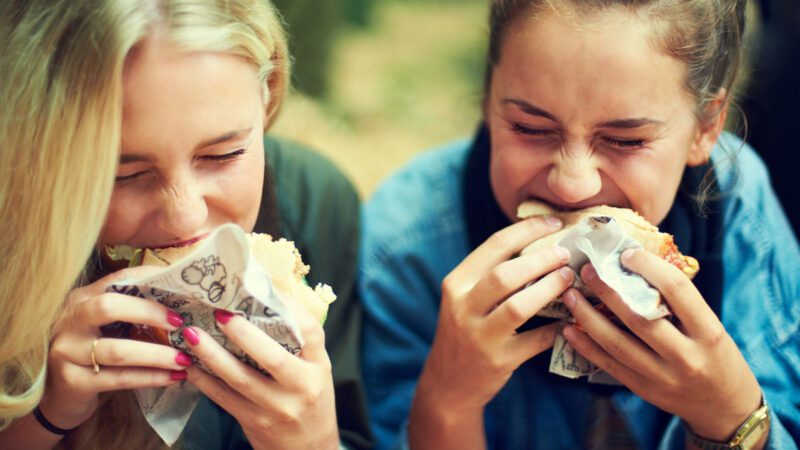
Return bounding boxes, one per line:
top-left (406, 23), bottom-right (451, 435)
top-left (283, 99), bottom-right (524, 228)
top-left (119, 127), bottom-right (253, 164)
top-left (501, 97), bottom-right (664, 129)
top-left (501, 98), bottom-right (559, 122)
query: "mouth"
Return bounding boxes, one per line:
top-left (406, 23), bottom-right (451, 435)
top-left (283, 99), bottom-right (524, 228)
top-left (149, 234), bottom-right (210, 250)
top-left (526, 196), bottom-right (628, 212)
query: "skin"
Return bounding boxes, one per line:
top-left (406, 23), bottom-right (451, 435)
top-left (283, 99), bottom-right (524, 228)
top-left (35, 37), bottom-right (339, 450)
top-left (409, 7), bottom-right (764, 450)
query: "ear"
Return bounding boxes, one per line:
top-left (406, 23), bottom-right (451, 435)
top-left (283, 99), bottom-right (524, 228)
top-left (687, 90), bottom-right (729, 167)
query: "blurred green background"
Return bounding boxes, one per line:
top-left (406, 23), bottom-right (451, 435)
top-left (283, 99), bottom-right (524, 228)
top-left (270, 0), bottom-right (488, 197)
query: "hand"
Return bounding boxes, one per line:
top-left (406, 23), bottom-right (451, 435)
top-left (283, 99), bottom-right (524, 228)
top-left (561, 249), bottom-right (762, 442)
top-left (412, 217), bottom-right (570, 433)
top-left (44, 266), bottom-right (191, 430)
top-left (184, 304), bottom-right (338, 450)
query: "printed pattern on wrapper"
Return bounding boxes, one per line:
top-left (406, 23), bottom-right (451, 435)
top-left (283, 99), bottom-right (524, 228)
top-left (105, 224), bottom-right (305, 446)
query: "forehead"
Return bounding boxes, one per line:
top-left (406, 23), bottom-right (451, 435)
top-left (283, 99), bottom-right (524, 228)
top-left (495, 7), bottom-right (692, 115)
top-left (121, 37), bottom-right (262, 153)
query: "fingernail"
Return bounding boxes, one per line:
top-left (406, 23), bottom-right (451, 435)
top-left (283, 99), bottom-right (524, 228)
top-left (182, 327), bottom-right (200, 346)
top-left (562, 325), bottom-right (574, 339)
top-left (545, 216), bottom-right (562, 227)
top-left (170, 370), bottom-right (187, 381)
top-left (582, 264), bottom-right (596, 281)
top-left (562, 290), bottom-right (577, 308)
top-left (167, 311), bottom-right (184, 328)
top-left (175, 352), bottom-right (192, 367)
top-left (558, 266), bottom-right (573, 281)
top-left (214, 309), bottom-right (234, 325)
top-left (555, 246), bottom-right (570, 260)
top-left (621, 248), bottom-right (637, 263)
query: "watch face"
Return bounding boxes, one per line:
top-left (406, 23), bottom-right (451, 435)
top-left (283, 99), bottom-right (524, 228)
top-left (740, 416), bottom-right (770, 450)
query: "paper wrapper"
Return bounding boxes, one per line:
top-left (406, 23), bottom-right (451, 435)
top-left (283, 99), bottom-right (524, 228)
top-left (105, 224), bottom-right (304, 446)
top-left (537, 216), bottom-right (670, 381)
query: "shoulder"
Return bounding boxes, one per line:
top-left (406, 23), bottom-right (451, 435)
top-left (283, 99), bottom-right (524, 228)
top-left (265, 135), bottom-right (359, 208)
top-left (362, 139), bottom-right (472, 268)
top-left (713, 132), bottom-right (800, 346)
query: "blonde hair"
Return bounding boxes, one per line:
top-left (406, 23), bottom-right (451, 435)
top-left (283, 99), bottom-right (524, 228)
top-left (0, 0), bottom-right (288, 449)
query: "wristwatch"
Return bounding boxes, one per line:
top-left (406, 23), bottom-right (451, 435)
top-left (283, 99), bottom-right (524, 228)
top-left (687, 395), bottom-right (771, 450)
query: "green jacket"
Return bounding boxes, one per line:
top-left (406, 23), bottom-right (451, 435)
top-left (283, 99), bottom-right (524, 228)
top-left (182, 137), bottom-right (373, 450)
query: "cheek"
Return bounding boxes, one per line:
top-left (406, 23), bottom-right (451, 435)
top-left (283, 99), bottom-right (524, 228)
top-left (217, 150), bottom-right (264, 230)
top-left (489, 132), bottom-right (547, 219)
top-left (99, 190), bottom-right (151, 245)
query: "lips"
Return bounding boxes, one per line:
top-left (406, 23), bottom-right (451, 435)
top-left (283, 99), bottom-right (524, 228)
top-left (149, 233), bottom-right (210, 250)
top-left (526, 196), bottom-right (629, 213)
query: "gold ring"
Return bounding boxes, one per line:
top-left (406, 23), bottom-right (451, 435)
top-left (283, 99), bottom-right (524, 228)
top-left (90, 338), bottom-right (100, 374)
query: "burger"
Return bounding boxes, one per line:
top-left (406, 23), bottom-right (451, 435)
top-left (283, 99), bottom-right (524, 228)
top-left (517, 200), bottom-right (698, 319)
top-left (105, 232), bottom-right (336, 346)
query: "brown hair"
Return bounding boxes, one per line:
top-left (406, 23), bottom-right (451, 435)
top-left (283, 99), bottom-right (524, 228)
top-left (485, 0), bottom-right (746, 123)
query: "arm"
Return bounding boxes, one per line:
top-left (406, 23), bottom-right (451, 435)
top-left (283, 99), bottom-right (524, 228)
top-left (266, 136), bottom-right (374, 449)
top-left (361, 214), bottom-right (568, 450)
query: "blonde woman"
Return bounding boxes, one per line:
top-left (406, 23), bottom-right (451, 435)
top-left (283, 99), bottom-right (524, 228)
top-left (0, 1), bottom-right (372, 449)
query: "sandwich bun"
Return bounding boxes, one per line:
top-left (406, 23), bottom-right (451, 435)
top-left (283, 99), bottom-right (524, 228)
top-left (125, 233), bottom-right (336, 346)
top-left (518, 200), bottom-right (699, 278)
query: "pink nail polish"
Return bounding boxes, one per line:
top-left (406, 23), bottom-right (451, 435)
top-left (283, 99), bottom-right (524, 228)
top-left (170, 370), bottom-right (187, 381)
top-left (214, 309), bottom-right (234, 325)
top-left (175, 352), bottom-right (192, 367)
top-left (183, 327), bottom-right (200, 346)
top-left (167, 311), bottom-right (184, 328)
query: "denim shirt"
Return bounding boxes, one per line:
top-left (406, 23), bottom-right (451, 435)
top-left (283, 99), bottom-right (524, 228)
top-left (359, 132), bottom-right (800, 450)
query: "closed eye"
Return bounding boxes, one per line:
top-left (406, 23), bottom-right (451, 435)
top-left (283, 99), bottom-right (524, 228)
top-left (602, 137), bottom-right (646, 149)
top-left (115, 171), bottom-right (146, 184)
top-left (203, 149), bottom-right (246, 163)
top-left (511, 123), bottom-right (552, 137)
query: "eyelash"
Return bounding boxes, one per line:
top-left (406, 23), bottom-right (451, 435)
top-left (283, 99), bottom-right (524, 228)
top-left (204, 148), bottom-right (246, 163)
top-left (602, 138), bottom-right (646, 150)
top-left (512, 124), bottom-right (646, 150)
top-left (115, 149), bottom-right (246, 184)
top-left (511, 123), bottom-right (551, 137)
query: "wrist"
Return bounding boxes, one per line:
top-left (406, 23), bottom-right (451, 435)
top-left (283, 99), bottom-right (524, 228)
top-left (685, 391), bottom-right (763, 442)
top-left (409, 376), bottom-right (485, 449)
top-left (685, 393), bottom-right (770, 450)
top-left (37, 395), bottom-right (96, 431)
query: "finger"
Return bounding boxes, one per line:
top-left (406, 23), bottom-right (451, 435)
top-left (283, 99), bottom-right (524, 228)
top-left (561, 289), bottom-right (665, 379)
top-left (62, 363), bottom-right (185, 393)
top-left (212, 311), bottom-right (309, 386)
top-left (485, 266), bottom-right (573, 331)
top-left (185, 366), bottom-right (259, 422)
top-left (579, 264), bottom-right (689, 361)
top-left (620, 249), bottom-right (722, 339)
top-left (79, 293), bottom-right (184, 331)
top-left (450, 216), bottom-right (564, 287)
top-left (468, 246), bottom-right (571, 315)
top-left (92, 338), bottom-right (192, 370)
top-left (277, 300), bottom-right (329, 364)
top-left (509, 322), bottom-right (560, 363)
top-left (85, 265), bottom-right (166, 296)
top-left (182, 326), bottom-right (279, 403)
top-left (561, 325), bottom-right (644, 390)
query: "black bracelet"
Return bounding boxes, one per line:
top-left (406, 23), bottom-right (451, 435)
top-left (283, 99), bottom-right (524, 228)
top-left (33, 405), bottom-right (77, 435)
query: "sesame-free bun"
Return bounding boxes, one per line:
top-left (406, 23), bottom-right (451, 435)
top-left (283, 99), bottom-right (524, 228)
top-left (141, 233), bottom-right (336, 323)
top-left (517, 200), bottom-right (699, 278)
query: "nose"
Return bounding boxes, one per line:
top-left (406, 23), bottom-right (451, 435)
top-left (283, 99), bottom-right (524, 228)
top-left (547, 148), bottom-right (602, 205)
top-left (155, 175), bottom-right (209, 239)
